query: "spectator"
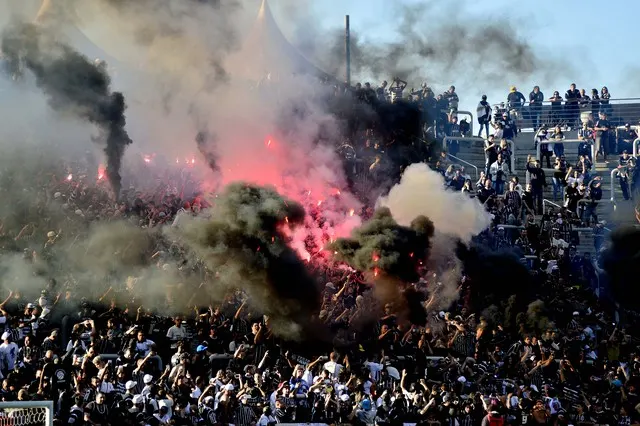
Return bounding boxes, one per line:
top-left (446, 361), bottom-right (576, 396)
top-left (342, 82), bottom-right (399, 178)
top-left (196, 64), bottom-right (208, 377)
top-left (617, 123), bottom-right (637, 154)
top-left (578, 121), bottom-right (594, 161)
top-left (443, 85), bottom-right (459, 112)
top-left (552, 155), bottom-right (568, 202)
top-left (590, 88), bottom-right (601, 118)
top-left (376, 80), bottom-right (388, 102)
top-left (564, 83), bottom-right (581, 128)
top-left (477, 95), bottom-right (492, 138)
top-left (526, 155), bottom-right (547, 213)
top-left (489, 153), bottom-right (509, 195)
top-left (594, 111), bottom-right (612, 163)
top-left (528, 85), bottom-right (544, 131)
top-left (388, 78), bottom-right (407, 103)
top-left (550, 125), bottom-right (565, 158)
top-left (600, 86), bottom-right (611, 115)
top-left (549, 91), bottom-right (563, 125)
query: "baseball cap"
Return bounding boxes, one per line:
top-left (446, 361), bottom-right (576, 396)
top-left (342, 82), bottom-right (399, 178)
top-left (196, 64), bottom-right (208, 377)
top-left (143, 374), bottom-right (153, 384)
top-left (125, 381), bottom-right (136, 390)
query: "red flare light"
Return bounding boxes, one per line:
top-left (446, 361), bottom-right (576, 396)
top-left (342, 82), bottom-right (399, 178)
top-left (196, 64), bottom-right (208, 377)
top-left (317, 200), bottom-right (323, 206)
top-left (332, 188), bottom-right (341, 196)
top-left (349, 209), bottom-right (355, 217)
top-left (374, 268), bottom-right (379, 277)
top-left (143, 155), bottom-right (151, 164)
top-left (176, 158), bottom-right (180, 164)
top-left (372, 252), bottom-right (380, 262)
top-left (66, 174), bottom-right (72, 181)
top-left (307, 190), bottom-right (311, 196)
top-left (271, 236), bottom-right (275, 243)
top-left (285, 216), bottom-right (289, 224)
top-left (97, 164), bottom-right (106, 181)
top-left (191, 158), bottom-right (195, 164)
top-left (409, 252), bottom-right (414, 258)
top-left (266, 138), bottom-right (272, 148)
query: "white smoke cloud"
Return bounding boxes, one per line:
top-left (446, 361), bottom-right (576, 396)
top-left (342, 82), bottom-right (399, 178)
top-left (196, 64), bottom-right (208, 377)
top-left (377, 163), bottom-right (491, 242)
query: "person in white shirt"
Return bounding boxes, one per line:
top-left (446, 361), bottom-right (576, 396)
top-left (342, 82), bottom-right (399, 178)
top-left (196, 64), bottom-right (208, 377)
top-left (0, 332), bottom-right (19, 373)
top-left (166, 317), bottom-right (187, 350)
top-left (257, 407), bottom-right (277, 426)
top-left (322, 352), bottom-right (343, 380)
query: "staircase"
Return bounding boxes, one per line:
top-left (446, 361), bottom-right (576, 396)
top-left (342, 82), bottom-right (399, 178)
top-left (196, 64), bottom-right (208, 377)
top-left (450, 131), bottom-right (637, 257)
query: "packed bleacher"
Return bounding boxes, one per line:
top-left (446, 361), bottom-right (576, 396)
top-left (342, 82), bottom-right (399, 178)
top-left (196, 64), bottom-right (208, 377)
top-left (0, 80), bottom-right (640, 426)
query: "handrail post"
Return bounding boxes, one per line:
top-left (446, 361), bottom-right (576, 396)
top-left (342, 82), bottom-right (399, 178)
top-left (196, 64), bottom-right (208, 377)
top-left (610, 168), bottom-right (619, 204)
top-left (634, 138), bottom-right (640, 157)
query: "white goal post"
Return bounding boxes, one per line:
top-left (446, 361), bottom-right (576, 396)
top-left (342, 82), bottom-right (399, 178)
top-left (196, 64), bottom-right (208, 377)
top-left (0, 401), bottom-right (53, 426)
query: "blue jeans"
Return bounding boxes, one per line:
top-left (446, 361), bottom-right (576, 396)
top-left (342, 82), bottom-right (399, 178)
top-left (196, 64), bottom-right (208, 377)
top-left (552, 178), bottom-right (564, 201)
top-left (494, 181), bottom-right (505, 195)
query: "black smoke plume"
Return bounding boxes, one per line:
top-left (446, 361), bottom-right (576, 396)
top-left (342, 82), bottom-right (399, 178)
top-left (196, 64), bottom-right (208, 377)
top-left (329, 208), bottom-right (434, 325)
top-left (195, 130), bottom-right (220, 174)
top-left (330, 207), bottom-right (434, 283)
top-left (290, 1), bottom-right (566, 85)
top-left (601, 226), bottom-right (640, 311)
top-left (1, 23), bottom-right (132, 198)
top-left (176, 182), bottom-right (323, 339)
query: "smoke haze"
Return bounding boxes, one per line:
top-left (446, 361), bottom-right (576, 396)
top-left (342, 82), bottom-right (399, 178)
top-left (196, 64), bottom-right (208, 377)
top-left (378, 163), bottom-right (491, 242)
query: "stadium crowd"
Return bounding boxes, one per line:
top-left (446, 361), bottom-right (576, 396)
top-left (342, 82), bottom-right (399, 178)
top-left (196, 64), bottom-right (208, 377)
top-left (0, 82), bottom-right (638, 426)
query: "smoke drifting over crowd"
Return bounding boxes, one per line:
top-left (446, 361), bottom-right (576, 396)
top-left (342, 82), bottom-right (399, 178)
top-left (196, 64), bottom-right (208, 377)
top-left (175, 183), bottom-right (321, 339)
top-left (378, 164), bottom-right (492, 242)
top-left (331, 207), bottom-right (434, 283)
top-left (1, 22), bottom-right (132, 197)
top-left (0, 0), bottom-right (593, 346)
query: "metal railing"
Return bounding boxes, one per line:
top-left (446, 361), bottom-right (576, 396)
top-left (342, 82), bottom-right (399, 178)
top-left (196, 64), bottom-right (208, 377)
top-left (535, 139), bottom-right (595, 165)
top-left (542, 199), bottom-right (563, 215)
top-left (634, 138), bottom-right (640, 157)
top-left (610, 168), bottom-right (621, 204)
top-left (492, 97), bottom-right (640, 132)
top-left (444, 136), bottom-right (515, 173)
top-left (447, 154), bottom-right (479, 179)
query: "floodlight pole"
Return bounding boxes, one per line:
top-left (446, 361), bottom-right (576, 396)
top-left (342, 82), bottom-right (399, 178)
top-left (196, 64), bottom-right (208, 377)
top-left (345, 15), bottom-right (351, 86)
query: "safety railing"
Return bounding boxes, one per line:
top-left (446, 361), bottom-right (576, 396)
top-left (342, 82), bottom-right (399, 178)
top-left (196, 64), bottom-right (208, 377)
top-left (542, 199), bottom-right (563, 215)
top-left (444, 136), bottom-right (515, 173)
top-left (535, 139), bottom-right (595, 165)
top-left (447, 154), bottom-right (479, 179)
top-left (577, 199), bottom-right (616, 213)
top-left (635, 138), bottom-right (640, 157)
top-left (493, 97), bottom-right (640, 132)
top-left (610, 168), bottom-right (623, 205)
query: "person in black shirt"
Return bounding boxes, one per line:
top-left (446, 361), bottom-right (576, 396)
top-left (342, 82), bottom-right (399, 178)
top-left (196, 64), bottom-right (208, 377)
top-left (476, 95), bottom-right (492, 138)
top-left (594, 111), bottom-right (611, 162)
top-left (617, 123), bottom-right (637, 154)
top-left (529, 86), bottom-right (544, 131)
top-left (564, 83), bottom-right (581, 128)
top-left (582, 177), bottom-right (603, 225)
top-left (526, 155), bottom-right (547, 214)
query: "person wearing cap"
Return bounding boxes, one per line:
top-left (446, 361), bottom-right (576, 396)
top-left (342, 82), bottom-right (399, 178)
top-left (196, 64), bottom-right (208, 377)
top-left (0, 331), bottom-right (19, 374)
top-left (477, 95), bottom-right (492, 138)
